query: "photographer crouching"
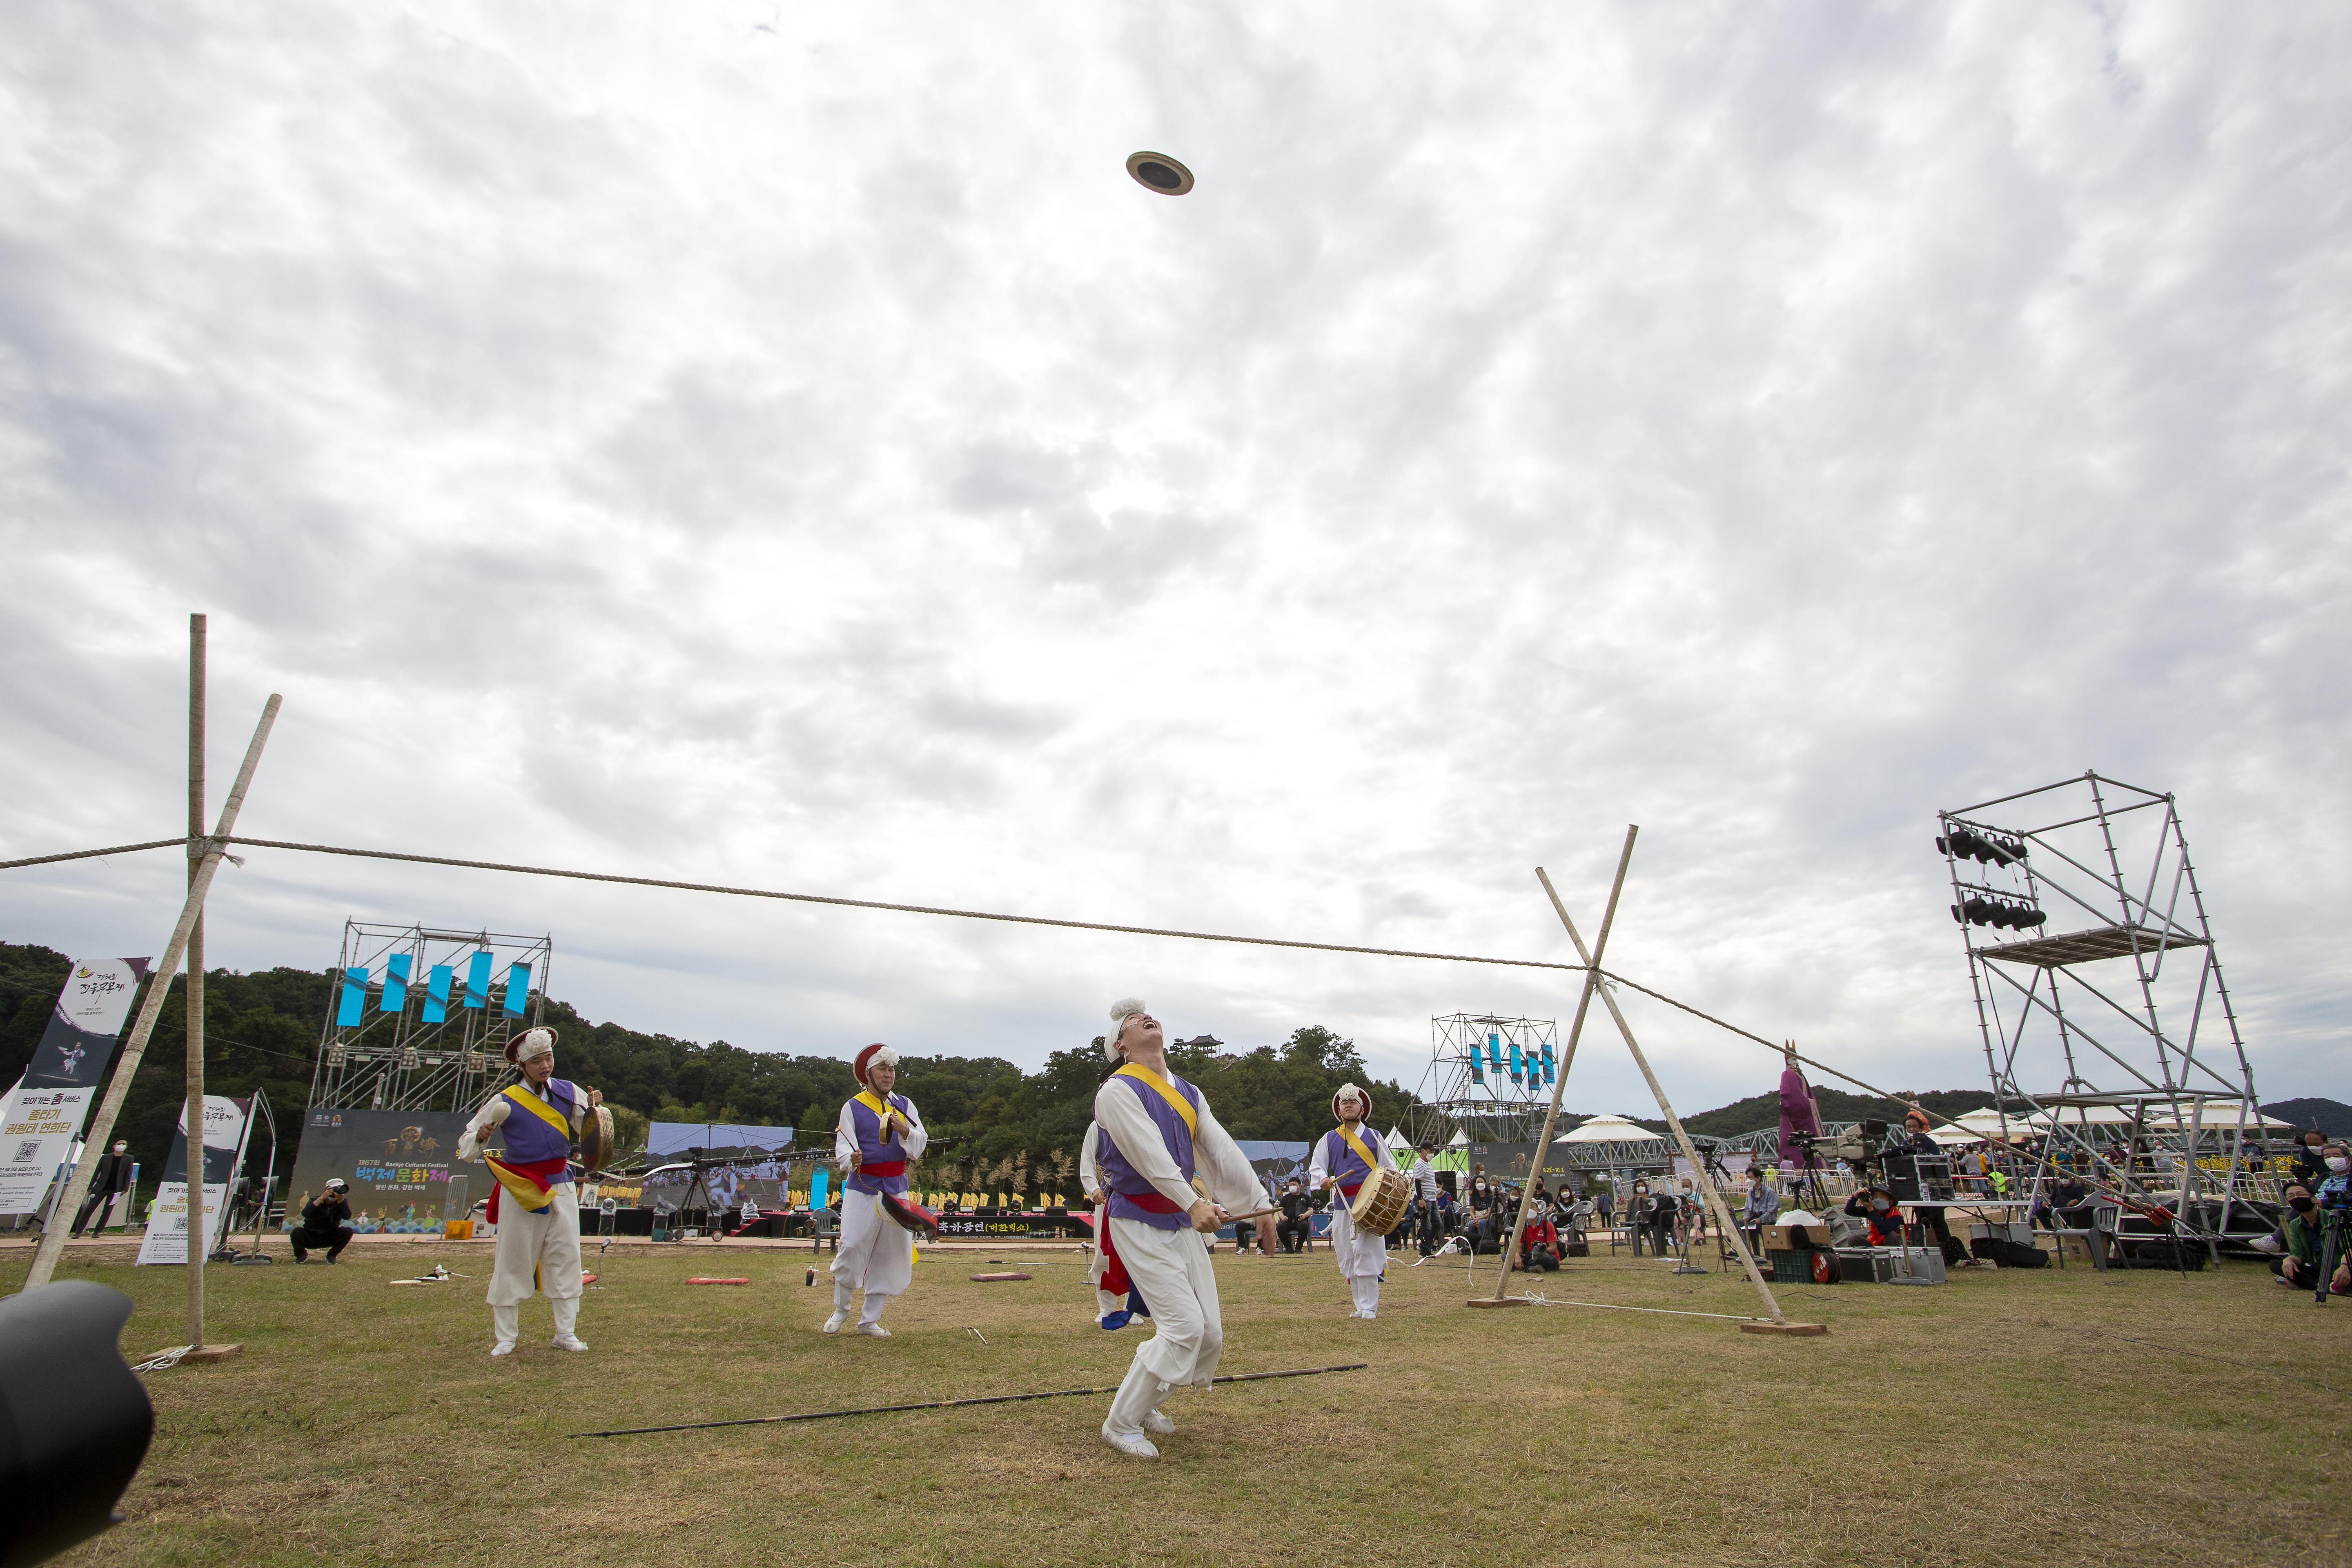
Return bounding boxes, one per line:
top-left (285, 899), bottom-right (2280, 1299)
top-left (292, 1178), bottom-right (355, 1264)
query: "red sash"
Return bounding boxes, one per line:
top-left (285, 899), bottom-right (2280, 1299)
top-left (1123, 1190), bottom-right (1183, 1214)
top-left (861, 1160), bottom-right (906, 1178)
top-left (1097, 1190), bottom-right (1185, 1302)
top-left (1340, 1182), bottom-right (1363, 1199)
top-left (485, 1155), bottom-right (570, 1223)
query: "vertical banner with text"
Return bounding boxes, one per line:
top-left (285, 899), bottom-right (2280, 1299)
top-left (135, 1095), bottom-right (254, 1264)
top-left (0, 956), bottom-right (152, 1214)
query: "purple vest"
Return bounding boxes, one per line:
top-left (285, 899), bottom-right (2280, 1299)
top-left (497, 1080), bottom-right (577, 1180)
top-left (844, 1094), bottom-right (913, 1196)
top-left (1098, 1072), bottom-right (1201, 1230)
top-left (1325, 1127), bottom-right (1377, 1194)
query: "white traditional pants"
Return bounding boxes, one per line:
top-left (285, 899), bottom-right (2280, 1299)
top-left (487, 1184), bottom-right (582, 1343)
top-left (1107, 1218), bottom-right (1225, 1398)
top-left (831, 1189), bottom-right (915, 1307)
top-left (1327, 1201), bottom-right (1388, 1279)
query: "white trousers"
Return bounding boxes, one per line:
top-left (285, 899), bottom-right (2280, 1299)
top-left (1107, 1218), bottom-right (1224, 1391)
top-left (1350, 1276), bottom-right (1380, 1315)
top-left (487, 1184), bottom-right (582, 1309)
top-left (493, 1296), bottom-right (579, 1347)
top-left (831, 1189), bottom-right (914, 1298)
top-left (1327, 1201), bottom-right (1388, 1280)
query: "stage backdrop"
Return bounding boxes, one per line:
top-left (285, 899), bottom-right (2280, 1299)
top-left (1233, 1140), bottom-right (1312, 1200)
top-left (288, 1107), bottom-right (472, 1234)
top-left (646, 1122), bottom-right (794, 1159)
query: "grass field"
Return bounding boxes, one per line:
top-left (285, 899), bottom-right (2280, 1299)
top-left (13, 1236), bottom-right (2348, 1568)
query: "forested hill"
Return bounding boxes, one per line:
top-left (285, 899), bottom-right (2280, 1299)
top-left (0, 941), bottom-right (1414, 1189)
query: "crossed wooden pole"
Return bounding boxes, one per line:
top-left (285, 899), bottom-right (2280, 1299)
top-left (1478, 827), bottom-right (1822, 1335)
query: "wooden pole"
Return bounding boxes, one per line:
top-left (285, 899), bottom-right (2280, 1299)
top-left (24, 694), bottom-right (281, 1293)
top-left (1537, 867), bottom-right (1814, 1333)
top-left (1489, 828), bottom-right (1636, 1302)
top-left (185, 614), bottom-right (206, 1345)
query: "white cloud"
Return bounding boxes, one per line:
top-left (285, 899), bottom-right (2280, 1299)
top-left (2, 1), bottom-right (2346, 1118)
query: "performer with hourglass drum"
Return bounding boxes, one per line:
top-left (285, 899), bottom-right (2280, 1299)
top-left (1309, 1083), bottom-right (1404, 1319)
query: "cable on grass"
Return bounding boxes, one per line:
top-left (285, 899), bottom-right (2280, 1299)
top-left (571, 1362), bottom-right (1369, 1437)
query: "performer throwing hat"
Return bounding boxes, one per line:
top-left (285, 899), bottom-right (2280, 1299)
top-left (827, 1042), bottom-right (928, 1337)
top-left (1090, 998), bottom-right (1274, 1459)
top-left (456, 1027), bottom-right (603, 1356)
top-left (1309, 1082), bottom-right (1397, 1318)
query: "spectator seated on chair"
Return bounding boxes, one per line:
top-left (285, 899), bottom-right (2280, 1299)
top-left (1276, 1179), bottom-right (1314, 1254)
top-left (1844, 1186), bottom-right (1909, 1248)
top-left (2033, 1174), bottom-right (2092, 1232)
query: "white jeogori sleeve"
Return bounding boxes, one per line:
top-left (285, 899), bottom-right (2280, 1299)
top-left (1376, 1136), bottom-right (1399, 1170)
top-left (896, 1098), bottom-right (928, 1163)
top-left (1189, 1096), bottom-right (1264, 1216)
top-left (1093, 1080), bottom-right (1200, 1212)
top-left (1307, 1132), bottom-right (1332, 1189)
top-left (1078, 1123), bottom-right (1103, 1196)
top-left (833, 1100), bottom-right (859, 1170)
top-left (455, 1096), bottom-right (510, 1159)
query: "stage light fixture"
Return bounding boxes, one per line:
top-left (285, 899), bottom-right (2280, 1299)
top-left (1125, 151), bottom-right (1194, 195)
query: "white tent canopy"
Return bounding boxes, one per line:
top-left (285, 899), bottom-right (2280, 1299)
top-left (1555, 1114), bottom-right (1666, 1145)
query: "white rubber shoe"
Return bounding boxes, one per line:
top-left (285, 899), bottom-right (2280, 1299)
top-left (822, 1309), bottom-right (849, 1334)
top-left (490, 1342), bottom-right (516, 1358)
top-left (855, 1322), bottom-right (891, 1337)
top-left (552, 1335), bottom-right (589, 1352)
top-left (1100, 1425), bottom-right (1160, 1459)
top-left (1142, 1409), bottom-right (1175, 1436)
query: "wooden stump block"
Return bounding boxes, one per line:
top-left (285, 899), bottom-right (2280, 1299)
top-left (1464, 1297), bottom-right (1527, 1309)
top-left (181, 1343), bottom-right (243, 1362)
top-left (969, 1272), bottom-right (1032, 1282)
top-left (1740, 1321), bottom-right (1827, 1337)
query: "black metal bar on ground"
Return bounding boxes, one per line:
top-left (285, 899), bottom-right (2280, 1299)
top-left (569, 1363), bottom-right (1369, 1438)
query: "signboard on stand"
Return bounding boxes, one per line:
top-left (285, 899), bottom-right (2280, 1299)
top-left (0, 956), bottom-right (151, 1216)
top-left (136, 1095), bottom-right (254, 1265)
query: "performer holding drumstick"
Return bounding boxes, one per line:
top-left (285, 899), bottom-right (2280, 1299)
top-left (826, 1043), bottom-right (928, 1338)
top-left (456, 1027), bottom-right (603, 1357)
top-left (1090, 998), bottom-right (1274, 1459)
top-left (1309, 1084), bottom-right (1396, 1319)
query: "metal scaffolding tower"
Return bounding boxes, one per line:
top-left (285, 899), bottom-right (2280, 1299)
top-left (1937, 772), bottom-right (2264, 1245)
top-left (1405, 1013), bottom-right (1559, 1147)
top-left (304, 922), bottom-right (551, 1114)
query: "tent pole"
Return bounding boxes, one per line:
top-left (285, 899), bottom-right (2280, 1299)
top-left (1490, 829), bottom-right (1635, 1302)
top-left (1537, 869), bottom-right (1804, 1330)
top-left (186, 613), bottom-right (207, 1345)
top-left (24, 694), bottom-right (281, 1293)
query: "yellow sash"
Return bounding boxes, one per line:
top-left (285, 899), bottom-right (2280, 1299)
top-left (1335, 1123), bottom-right (1381, 1174)
top-left (483, 1155), bottom-right (555, 1215)
top-left (1114, 1063), bottom-right (1197, 1138)
top-left (501, 1083), bottom-right (572, 1138)
top-left (855, 1090), bottom-right (903, 1142)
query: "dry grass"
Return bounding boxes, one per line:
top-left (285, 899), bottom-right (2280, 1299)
top-left (13, 1237), bottom-right (2349, 1568)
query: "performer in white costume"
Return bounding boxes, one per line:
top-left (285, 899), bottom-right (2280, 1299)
top-left (456, 1027), bottom-right (603, 1356)
top-left (1307, 1083), bottom-right (1397, 1319)
top-left (826, 1042), bottom-right (928, 1338)
top-left (1089, 999), bottom-right (1275, 1459)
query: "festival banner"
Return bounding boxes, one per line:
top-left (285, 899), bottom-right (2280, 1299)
top-left (287, 1108), bottom-right (473, 1234)
top-left (0, 955), bottom-right (152, 1215)
top-left (135, 1095), bottom-right (253, 1264)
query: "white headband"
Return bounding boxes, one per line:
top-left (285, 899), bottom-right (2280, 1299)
top-left (1104, 998), bottom-right (1147, 1063)
top-left (513, 1027), bottom-right (555, 1063)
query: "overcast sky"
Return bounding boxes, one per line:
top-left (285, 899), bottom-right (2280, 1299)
top-left (3, 3), bottom-right (2346, 1120)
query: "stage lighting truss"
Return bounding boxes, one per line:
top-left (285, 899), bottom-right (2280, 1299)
top-left (1406, 1013), bottom-right (1560, 1147)
top-left (304, 920), bottom-right (552, 1115)
top-left (1935, 773), bottom-right (2263, 1242)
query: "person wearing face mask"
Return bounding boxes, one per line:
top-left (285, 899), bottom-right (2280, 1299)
top-left (1845, 1185), bottom-right (1909, 1248)
top-left (2287, 1130), bottom-right (2332, 1191)
top-left (2307, 1145), bottom-right (2352, 1297)
top-left (69, 1140), bottom-right (136, 1237)
top-left (2274, 1185), bottom-right (2321, 1287)
top-left (1676, 1178), bottom-right (1703, 1246)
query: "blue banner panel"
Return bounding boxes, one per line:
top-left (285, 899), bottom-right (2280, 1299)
top-left (336, 967), bottom-right (368, 1026)
top-left (502, 962), bottom-right (530, 1017)
top-left (462, 951), bottom-right (491, 1010)
top-left (380, 953), bottom-right (410, 1013)
top-left (423, 964), bottom-right (452, 1024)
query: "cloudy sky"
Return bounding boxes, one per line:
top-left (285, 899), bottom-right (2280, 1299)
top-left (4, 3), bottom-right (2346, 1119)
